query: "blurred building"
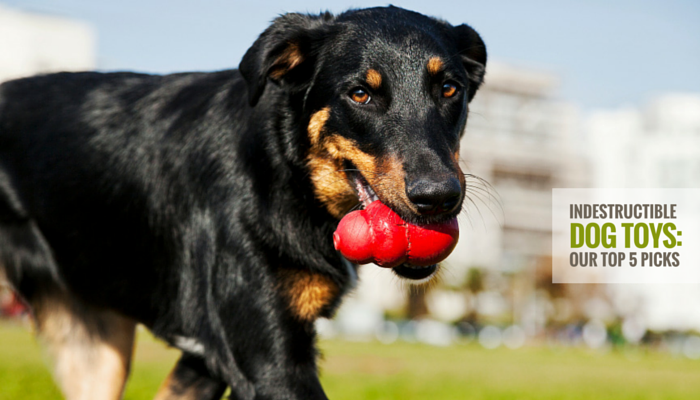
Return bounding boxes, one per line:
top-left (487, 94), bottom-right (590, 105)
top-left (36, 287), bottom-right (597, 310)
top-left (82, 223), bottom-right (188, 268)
top-left (587, 94), bottom-right (700, 189)
top-left (0, 3), bottom-right (95, 84)
top-left (450, 62), bottom-right (587, 278)
top-left (586, 93), bottom-right (700, 331)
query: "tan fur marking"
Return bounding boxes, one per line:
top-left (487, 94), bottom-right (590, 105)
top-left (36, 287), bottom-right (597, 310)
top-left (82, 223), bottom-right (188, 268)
top-left (307, 113), bottom-right (464, 217)
top-left (306, 154), bottom-right (358, 217)
top-left (324, 136), bottom-right (377, 173)
top-left (374, 154), bottom-right (417, 214)
top-left (280, 270), bottom-right (339, 321)
top-left (366, 69), bottom-right (382, 89)
top-left (454, 151), bottom-right (466, 189)
top-left (307, 107), bottom-right (375, 218)
top-left (427, 57), bottom-right (444, 75)
top-left (308, 134), bottom-right (381, 218)
top-left (308, 107), bottom-right (330, 146)
top-left (154, 373), bottom-right (182, 400)
top-left (269, 42), bottom-right (304, 79)
top-left (307, 108), bottom-right (429, 218)
top-left (34, 295), bottom-right (136, 400)
top-left (153, 370), bottom-right (218, 400)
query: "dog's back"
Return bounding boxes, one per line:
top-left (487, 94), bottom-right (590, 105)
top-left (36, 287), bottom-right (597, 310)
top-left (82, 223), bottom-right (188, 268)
top-left (0, 71), bottom-right (250, 399)
top-left (0, 6), bottom-right (486, 400)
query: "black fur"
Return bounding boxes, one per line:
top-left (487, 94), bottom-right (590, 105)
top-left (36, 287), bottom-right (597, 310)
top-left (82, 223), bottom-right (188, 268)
top-left (0, 6), bottom-right (485, 399)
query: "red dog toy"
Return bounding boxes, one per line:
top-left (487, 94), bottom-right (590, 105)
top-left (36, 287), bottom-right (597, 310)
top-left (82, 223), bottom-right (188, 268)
top-left (333, 201), bottom-right (459, 268)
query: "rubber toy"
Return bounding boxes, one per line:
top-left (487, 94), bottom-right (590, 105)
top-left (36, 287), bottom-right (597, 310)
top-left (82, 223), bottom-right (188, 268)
top-left (333, 201), bottom-right (459, 268)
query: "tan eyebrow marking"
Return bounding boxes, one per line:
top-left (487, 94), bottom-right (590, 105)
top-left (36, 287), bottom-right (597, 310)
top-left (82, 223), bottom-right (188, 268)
top-left (366, 69), bottom-right (382, 89)
top-left (427, 57), bottom-right (444, 75)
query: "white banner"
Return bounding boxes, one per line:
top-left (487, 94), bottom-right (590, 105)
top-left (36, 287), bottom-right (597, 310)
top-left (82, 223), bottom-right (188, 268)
top-left (552, 189), bottom-right (700, 284)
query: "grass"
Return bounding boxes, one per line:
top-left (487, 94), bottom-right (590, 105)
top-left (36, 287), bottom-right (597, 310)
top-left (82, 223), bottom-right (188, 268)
top-left (1, 321), bottom-right (700, 399)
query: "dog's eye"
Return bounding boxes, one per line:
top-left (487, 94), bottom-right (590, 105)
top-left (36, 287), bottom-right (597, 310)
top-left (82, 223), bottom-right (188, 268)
top-left (442, 82), bottom-right (458, 98)
top-left (349, 89), bottom-right (371, 104)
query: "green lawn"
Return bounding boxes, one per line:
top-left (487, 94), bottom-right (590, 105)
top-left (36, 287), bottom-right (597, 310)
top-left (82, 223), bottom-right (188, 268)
top-left (1, 321), bottom-right (700, 399)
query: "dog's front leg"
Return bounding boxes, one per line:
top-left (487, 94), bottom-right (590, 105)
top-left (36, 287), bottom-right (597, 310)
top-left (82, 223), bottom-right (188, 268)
top-left (210, 268), bottom-right (329, 400)
top-left (154, 353), bottom-right (228, 400)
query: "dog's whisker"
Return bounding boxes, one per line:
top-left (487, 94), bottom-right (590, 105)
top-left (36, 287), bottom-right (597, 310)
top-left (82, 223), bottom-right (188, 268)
top-left (463, 194), bottom-right (489, 231)
top-left (465, 190), bottom-right (504, 227)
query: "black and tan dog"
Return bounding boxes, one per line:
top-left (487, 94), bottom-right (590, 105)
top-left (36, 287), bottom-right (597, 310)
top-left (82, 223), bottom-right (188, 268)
top-left (0, 6), bottom-right (486, 400)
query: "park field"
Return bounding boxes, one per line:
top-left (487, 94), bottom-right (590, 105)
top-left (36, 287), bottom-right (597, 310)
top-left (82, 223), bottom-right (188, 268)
top-left (1, 321), bottom-right (700, 400)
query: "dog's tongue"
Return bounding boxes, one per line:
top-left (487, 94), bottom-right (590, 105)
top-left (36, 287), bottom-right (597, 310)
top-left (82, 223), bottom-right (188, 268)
top-left (333, 201), bottom-right (459, 268)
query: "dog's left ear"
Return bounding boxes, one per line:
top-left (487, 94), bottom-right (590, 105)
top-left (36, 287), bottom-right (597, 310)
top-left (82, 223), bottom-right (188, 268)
top-left (452, 24), bottom-right (487, 102)
top-left (240, 12), bottom-right (334, 107)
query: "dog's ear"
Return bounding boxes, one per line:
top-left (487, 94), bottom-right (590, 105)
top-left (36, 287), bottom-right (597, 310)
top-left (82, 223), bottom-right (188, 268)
top-left (452, 24), bottom-right (487, 102)
top-left (240, 13), bottom-right (334, 107)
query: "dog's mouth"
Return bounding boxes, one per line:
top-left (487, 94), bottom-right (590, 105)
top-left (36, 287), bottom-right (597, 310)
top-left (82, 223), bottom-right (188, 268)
top-left (392, 263), bottom-right (439, 281)
top-left (334, 171), bottom-right (453, 282)
top-left (351, 171), bottom-right (379, 209)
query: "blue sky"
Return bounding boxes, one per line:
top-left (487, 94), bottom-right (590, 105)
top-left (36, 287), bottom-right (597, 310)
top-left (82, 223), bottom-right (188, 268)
top-left (5, 0), bottom-right (700, 110)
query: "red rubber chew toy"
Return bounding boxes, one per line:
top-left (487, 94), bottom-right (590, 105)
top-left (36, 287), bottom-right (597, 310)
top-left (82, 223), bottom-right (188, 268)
top-left (333, 201), bottom-right (459, 268)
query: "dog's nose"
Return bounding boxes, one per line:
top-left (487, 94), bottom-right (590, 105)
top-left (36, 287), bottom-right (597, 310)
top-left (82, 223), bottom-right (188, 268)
top-left (406, 177), bottom-right (462, 215)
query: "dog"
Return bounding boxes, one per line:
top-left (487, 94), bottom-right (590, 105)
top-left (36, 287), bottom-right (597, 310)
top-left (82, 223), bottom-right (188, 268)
top-left (0, 6), bottom-right (486, 400)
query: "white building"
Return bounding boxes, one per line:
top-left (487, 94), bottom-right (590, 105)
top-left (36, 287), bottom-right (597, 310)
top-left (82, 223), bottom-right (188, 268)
top-left (587, 94), bottom-right (700, 189)
top-left (0, 4), bottom-right (95, 84)
top-left (586, 93), bottom-right (700, 331)
top-left (449, 62), bottom-right (586, 279)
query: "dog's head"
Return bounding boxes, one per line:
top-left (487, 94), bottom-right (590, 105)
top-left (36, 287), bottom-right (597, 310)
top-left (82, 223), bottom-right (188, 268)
top-left (240, 6), bottom-right (486, 279)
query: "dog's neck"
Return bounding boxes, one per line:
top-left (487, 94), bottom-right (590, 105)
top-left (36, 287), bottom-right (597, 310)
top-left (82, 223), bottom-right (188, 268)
top-left (232, 87), bottom-right (348, 279)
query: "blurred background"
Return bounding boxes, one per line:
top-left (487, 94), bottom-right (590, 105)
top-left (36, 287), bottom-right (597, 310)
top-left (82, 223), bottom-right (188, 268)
top-left (1, 1), bottom-right (700, 399)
